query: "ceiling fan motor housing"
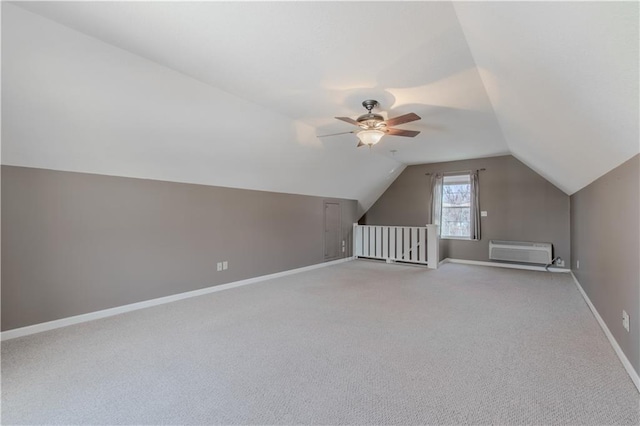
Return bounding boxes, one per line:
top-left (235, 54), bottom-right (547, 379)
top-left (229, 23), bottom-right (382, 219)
top-left (357, 113), bottom-right (386, 129)
top-left (357, 100), bottom-right (386, 129)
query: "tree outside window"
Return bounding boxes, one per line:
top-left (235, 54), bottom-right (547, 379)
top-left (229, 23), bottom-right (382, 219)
top-left (441, 175), bottom-right (471, 239)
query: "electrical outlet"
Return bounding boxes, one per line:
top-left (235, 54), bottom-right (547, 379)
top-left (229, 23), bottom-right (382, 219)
top-left (576, 260), bottom-right (580, 269)
top-left (216, 262), bottom-right (222, 272)
top-left (623, 310), bottom-right (630, 332)
top-left (223, 261), bottom-right (228, 270)
top-left (481, 211), bottom-right (488, 217)
top-left (556, 258), bottom-right (565, 267)
top-left (342, 247), bottom-right (345, 252)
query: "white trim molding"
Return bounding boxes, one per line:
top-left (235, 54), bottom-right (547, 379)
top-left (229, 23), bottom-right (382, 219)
top-left (1, 257), bottom-right (354, 341)
top-left (442, 258), bottom-right (571, 273)
top-left (570, 272), bottom-right (640, 393)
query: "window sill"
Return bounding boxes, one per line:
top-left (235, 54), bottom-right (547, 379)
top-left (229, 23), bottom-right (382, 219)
top-left (441, 236), bottom-right (472, 241)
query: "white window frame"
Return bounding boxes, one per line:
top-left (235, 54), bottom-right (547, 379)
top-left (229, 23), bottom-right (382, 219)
top-left (440, 174), bottom-right (472, 240)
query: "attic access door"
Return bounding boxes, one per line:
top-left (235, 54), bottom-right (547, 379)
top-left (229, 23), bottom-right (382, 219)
top-left (324, 201), bottom-right (341, 261)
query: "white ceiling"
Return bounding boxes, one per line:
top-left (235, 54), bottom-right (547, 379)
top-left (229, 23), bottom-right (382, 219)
top-left (454, 1), bottom-right (639, 193)
top-left (2, 1), bottom-right (638, 210)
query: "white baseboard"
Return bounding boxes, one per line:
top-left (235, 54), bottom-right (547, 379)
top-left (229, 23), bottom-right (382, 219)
top-left (1, 257), bottom-right (354, 341)
top-left (442, 258), bottom-right (570, 273)
top-left (569, 272), bottom-right (640, 393)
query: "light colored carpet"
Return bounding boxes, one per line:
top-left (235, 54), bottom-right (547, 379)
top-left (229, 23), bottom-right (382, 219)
top-left (2, 261), bottom-right (639, 425)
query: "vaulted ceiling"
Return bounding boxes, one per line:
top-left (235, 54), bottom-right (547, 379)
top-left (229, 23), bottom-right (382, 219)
top-left (2, 1), bottom-right (638, 214)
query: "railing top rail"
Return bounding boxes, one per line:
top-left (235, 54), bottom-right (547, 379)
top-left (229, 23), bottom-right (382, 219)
top-left (354, 224), bottom-right (438, 230)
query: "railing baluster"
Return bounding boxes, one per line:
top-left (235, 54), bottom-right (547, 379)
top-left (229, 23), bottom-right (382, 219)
top-left (419, 228), bottom-right (427, 263)
top-left (410, 228), bottom-right (417, 261)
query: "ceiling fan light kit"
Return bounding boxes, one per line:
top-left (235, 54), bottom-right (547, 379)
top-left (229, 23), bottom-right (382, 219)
top-left (323, 99), bottom-right (422, 148)
top-left (357, 129), bottom-right (385, 147)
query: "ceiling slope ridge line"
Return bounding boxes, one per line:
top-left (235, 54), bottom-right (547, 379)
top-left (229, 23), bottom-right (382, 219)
top-left (450, 2), bottom-right (512, 156)
top-left (12, 4), bottom-right (314, 133)
top-left (508, 152), bottom-right (571, 195)
top-left (358, 164), bottom-right (408, 219)
top-left (562, 152), bottom-right (640, 196)
top-left (403, 150), bottom-right (512, 167)
top-left (0, 163), bottom-right (363, 202)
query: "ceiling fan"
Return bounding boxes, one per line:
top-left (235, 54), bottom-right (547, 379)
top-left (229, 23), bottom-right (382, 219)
top-left (318, 100), bottom-right (421, 147)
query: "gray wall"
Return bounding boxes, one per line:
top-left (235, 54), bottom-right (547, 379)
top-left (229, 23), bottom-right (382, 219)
top-left (571, 154), bottom-right (640, 374)
top-left (361, 155), bottom-right (570, 265)
top-left (1, 165), bottom-right (357, 331)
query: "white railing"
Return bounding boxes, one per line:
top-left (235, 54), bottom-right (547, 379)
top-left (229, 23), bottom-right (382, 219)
top-left (353, 224), bottom-right (440, 269)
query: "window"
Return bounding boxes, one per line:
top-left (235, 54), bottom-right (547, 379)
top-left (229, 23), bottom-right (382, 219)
top-left (441, 174), bottom-right (471, 239)
top-left (429, 170), bottom-right (480, 240)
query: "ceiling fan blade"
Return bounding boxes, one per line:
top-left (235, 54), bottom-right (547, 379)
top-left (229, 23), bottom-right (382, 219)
top-left (384, 113), bottom-right (421, 127)
top-left (357, 141), bottom-right (365, 147)
top-left (335, 116), bottom-right (360, 126)
top-left (385, 128), bottom-right (421, 137)
top-left (317, 131), bottom-right (355, 138)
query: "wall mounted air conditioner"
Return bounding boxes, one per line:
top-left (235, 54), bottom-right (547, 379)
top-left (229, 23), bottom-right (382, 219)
top-left (489, 240), bottom-right (552, 265)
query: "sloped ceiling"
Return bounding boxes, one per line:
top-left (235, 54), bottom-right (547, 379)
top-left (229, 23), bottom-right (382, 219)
top-left (2, 1), bottom-right (638, 212)
top-left (454, 1), bottom-right (639, 193)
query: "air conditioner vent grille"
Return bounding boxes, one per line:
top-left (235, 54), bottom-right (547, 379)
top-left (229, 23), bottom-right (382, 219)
top-left (489, 240), bottom-right (552, 265)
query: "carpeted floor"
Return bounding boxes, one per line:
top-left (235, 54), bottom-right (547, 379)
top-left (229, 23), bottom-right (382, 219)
top-left (2, 261), bottom-right (639, 425)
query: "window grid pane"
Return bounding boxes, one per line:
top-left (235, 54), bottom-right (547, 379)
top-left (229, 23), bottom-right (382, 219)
top-left (441, 176), bottom-right (471, 239)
